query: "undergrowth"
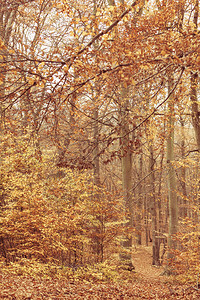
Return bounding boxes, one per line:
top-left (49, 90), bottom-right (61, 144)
top-left (0, 258), bottom-right (137, 283)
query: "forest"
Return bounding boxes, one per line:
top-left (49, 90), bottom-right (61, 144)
top-left (0, 0), bottom-right (200, 298)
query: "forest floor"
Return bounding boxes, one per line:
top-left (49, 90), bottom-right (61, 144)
top-left (0, 246), bottom-right (200, 299)
top-left (133, 245), bottom-right (165, 282)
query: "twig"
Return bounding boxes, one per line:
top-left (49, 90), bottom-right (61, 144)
top-left (185, 149), bottom-right (199, 157)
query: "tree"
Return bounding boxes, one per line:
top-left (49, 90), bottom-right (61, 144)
top-left (166, 73), bottom-right (178, 269)
top-left (0, 2), bottom-right (19, 124)
top-left (119, 86), bottom-right (134, 270)
top-left (190, 0), bottom-right (200, 151)
top-left (0, 0), bottom-right (200, 279)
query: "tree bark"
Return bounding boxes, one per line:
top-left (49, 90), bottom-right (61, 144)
top-left (190, 0), bottom-right (200, 150)
top-left (179, 117), bottom-right (187, 218)
top-left (119, 86), bottom-right (134, 270)
top-left (191, 72), bottom-right (200, 151)
top-left (149, 144), bottom-right (160, 266)
top-left (167, 74), bottom-right (178, 265)
top-left (136, 153), bottom-right (143, 245)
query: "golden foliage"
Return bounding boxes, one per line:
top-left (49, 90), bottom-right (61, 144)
top-left (0, 134), bottom-right (124, 269)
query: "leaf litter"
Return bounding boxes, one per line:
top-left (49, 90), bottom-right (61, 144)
top-left (0, 247), bottom-right (199, 299)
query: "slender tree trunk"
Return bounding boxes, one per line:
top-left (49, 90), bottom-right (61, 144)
top-left (190, 0), bottom-right (200, 150)
top-left (191, 72), bottom-right (200, 151)
top-left (149, 144), bottom-right (160, 266)
top-left (179, 117), bottom-right (187, 218)
top-left (190, 0), bottom-right (200, 234)
top-left (93, 0), bottom-right (100, 186)
top-left (157, 142), bottom-right (165, 264)
top-left (136, 153), bottom-right (143, 245)
top-left (157, 134), bottom-right (165, 233)
top-left (145, 85), bottom-right (161, 264)
top-left (166, 74), bottom-right (178, 266)
top-left (92, 0), bottom-right (103, 262)
top-left (0, 3), bottom-right (18, 260)
top-left (119, 87), bottom-right (134, 270)
top-left (93, 108), bottom-right (100, 185)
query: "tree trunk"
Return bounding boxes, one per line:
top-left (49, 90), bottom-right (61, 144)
top-left (119, 87), bottom-right (134, 270)
top-left (107, 0), bottom-right (134, 270)
top-left (166, 74), bottom-right (178, 266)
top-left (190, 0), bottom-right (200, 150)
top-left (93, 108), bottom-right (100, 185)
top-left (136, 153), bottom-right (143, 245)
top-left (0, 3), bottom-right (18, 261)
top-left (92, 0), bottom-right (102, 262)
top-left (93, 0), bottom-right (100, 186)
top-left (149, 144), bottom-right (160, 266)
top-left (179, 117), bottom-right (187, 218)
top-left (191, 72), bottom-right (200, 151)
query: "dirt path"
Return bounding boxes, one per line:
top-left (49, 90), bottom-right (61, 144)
top-left (133, 245), bottom-right (165, 282)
